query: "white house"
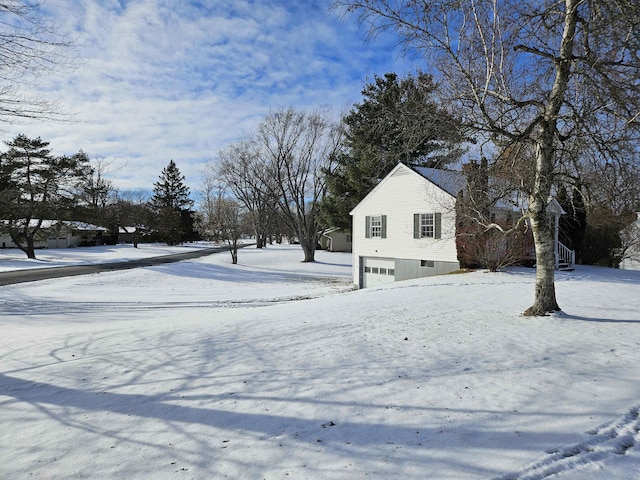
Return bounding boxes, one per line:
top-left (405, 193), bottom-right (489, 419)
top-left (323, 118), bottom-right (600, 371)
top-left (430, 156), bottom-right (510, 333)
top-left (350, 163), bottom-right (463, 288)
top-left (350, 163), bottom-right (573, 289)
top-left (619, 213), bottom-right (640, 271)
top-left (0, 220), bottom-right (107, 249)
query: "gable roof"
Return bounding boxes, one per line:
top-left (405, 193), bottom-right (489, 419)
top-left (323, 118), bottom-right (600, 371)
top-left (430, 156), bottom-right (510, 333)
top-left (349, 163), bottom-right (453, 215)
top-left (350, 163), bottom-right (465, 215)
top-left (413, 167), bottom-right (468, 197)
top-left (350, 162), bottom-right (565, 217)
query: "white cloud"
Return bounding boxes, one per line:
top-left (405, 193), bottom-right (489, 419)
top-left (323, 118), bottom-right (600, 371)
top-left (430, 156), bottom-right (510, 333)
top-left (3, 0), bottom-right (408, 192)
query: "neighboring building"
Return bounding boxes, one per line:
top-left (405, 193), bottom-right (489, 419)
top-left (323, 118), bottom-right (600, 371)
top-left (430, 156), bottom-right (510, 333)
top-left (320, 227), bottom-right (352, 252)
top-left (0, 220), bottom-right (107, 249)
top-left (619, 213), bottom-right (640, 271)
top-left (350, 163), bottom-right (574, 289)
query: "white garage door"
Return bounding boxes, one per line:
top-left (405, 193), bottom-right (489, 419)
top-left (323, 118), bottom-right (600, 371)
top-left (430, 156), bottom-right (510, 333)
top-left (362, 258), bottom-right (396, 288)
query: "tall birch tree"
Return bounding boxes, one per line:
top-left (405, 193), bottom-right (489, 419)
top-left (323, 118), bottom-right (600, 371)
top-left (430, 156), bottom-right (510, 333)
top-left (334, 0), bottom-right (640, 315)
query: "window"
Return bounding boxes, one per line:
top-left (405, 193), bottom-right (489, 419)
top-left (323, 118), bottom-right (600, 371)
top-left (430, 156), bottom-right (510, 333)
top-left (364, 266), bottom-right (371, 273)
top-left (421, 260), bottom-right (435, 268)
top-left (388, 269), bottom-right (395, 276)
top-left (379, 268), bottom-right (387, 275)
top-left (370, 215), bottom-right (382, 237)
top-left (365, 215), bottom-right (387, 238)
top-left (421, 214), bottom-right (434, 238)
top-left (413, 213), bottom-right (442, 239)
top-left (371, 267), bottom-right (379, 274)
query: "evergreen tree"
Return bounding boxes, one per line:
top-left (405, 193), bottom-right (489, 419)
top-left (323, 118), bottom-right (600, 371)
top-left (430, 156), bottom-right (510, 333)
top-left (150, 160), bottom-right (195, 245)
top-left (322, 72), bottom-right (469, 231)
top-left (0, 134), bottom-right (90, 258)
top-left (151, 160), bottom-right (193, 211)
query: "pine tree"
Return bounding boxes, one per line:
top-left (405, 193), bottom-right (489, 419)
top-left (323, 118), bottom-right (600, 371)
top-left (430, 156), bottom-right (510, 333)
top-left (150, 160), bottom-right (194, 245)
top-left (321, 72), bottom-right (469, 231)
top-left (151, 160), bottom-right (193, 211)
top-left (0, 134), bottom-right (90, 258)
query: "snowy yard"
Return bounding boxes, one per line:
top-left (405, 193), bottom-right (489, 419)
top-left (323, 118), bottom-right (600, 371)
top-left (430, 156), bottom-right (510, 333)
top-left (1, 243), bottom-right (639, 479)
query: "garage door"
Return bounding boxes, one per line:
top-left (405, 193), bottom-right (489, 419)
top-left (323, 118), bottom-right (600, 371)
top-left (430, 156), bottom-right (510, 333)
top-left (362, 258), bottom-right (396, 288)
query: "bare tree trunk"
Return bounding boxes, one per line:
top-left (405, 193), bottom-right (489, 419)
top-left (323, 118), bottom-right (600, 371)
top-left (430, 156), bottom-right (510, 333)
top-left (525, 187), bottom-right (560, 315)
top-left (229, 242), bottom-right (239, 264)
top-left (524, 135), bottom-right (562, 315)
top-left (299, 236), bottom-right (316, 262)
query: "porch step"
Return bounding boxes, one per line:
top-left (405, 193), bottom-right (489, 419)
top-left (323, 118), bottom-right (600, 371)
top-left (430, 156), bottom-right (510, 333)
top-left (557, 262), bottom-right (574, 271)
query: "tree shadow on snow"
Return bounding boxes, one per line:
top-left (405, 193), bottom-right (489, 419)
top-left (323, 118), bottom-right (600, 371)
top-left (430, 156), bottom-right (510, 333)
top-left (555, 311), bottom-right (640, 324)
top-left (0, 371), bottom-right (585, 478)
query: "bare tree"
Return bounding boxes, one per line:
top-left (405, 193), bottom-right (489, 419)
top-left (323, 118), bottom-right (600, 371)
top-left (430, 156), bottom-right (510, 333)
top-left (214, 139), bottom-right (279, 249)
top-left (74, 156), bottom-right (117, 230)
top-left (111, 189), bottom-right (152, 248)
top-left (254, 107), bottom-right (342, 262)
top-left (335, 0), bottom-right (640, 315)
top-left (194, 176), bottom-right (221, 242)
top-left (78, 157), bottom-right (116, 210)
top-left (0, 1), bottom-right (75, 124)
top-left (195, 179), bottom-right (251, 263)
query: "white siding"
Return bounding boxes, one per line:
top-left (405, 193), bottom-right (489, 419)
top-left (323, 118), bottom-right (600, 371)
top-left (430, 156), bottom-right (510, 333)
top-left (620, 257), bottom-right (640, 271)
top-left (351, 164), bottom-right (459, 286)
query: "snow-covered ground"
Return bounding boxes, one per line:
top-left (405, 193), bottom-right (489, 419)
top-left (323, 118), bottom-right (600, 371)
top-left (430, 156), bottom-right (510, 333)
top-left (1, 243), bottom-right (639, 479)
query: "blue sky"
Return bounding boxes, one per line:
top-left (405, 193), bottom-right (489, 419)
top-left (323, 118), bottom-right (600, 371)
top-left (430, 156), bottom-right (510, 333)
top-left (6, 0), bottom-right (410, 194)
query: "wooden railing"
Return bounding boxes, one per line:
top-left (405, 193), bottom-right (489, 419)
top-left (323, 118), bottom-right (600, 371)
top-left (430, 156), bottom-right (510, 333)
top-left (556, 241), bottom-right (575, 269)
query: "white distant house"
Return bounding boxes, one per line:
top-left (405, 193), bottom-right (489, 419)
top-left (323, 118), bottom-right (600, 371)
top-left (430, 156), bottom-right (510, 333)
top-left (0, 220), bottom-right (107, 249)
top-left (350, 163), bottom-right (574, 289)
top-left (619, 213), bottom-right (640, 271)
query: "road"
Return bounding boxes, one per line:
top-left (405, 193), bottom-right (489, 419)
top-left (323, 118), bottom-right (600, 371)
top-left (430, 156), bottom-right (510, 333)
top-left (0, 245), bottom-right (232, 286)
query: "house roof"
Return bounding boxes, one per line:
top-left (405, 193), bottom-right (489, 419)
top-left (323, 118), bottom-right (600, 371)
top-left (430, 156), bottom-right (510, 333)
top-left (62, 221), bottom-right (108, 231)
top-left (349, 163), bottom-right (464, 215)
top-left (350, 162), bottom-right (565, 216)
top-left (1, 219), bottom-right (107, 231)
top-left (413, 167), bottom-right (468, 197)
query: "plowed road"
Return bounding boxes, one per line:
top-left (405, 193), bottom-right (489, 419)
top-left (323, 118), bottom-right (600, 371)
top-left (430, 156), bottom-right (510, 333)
top-left (0, 246), bottom-right (232, 286)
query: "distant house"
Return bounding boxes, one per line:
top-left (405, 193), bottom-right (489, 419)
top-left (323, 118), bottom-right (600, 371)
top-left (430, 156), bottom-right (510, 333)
top-left (0, 220), bottom-right (107, 249)
top-left (350, 163), bottom-right (574, 289)
top-left (319, 227), bottom-right (352, 252)
top-left (619, 213), bottom-right (640, 271)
